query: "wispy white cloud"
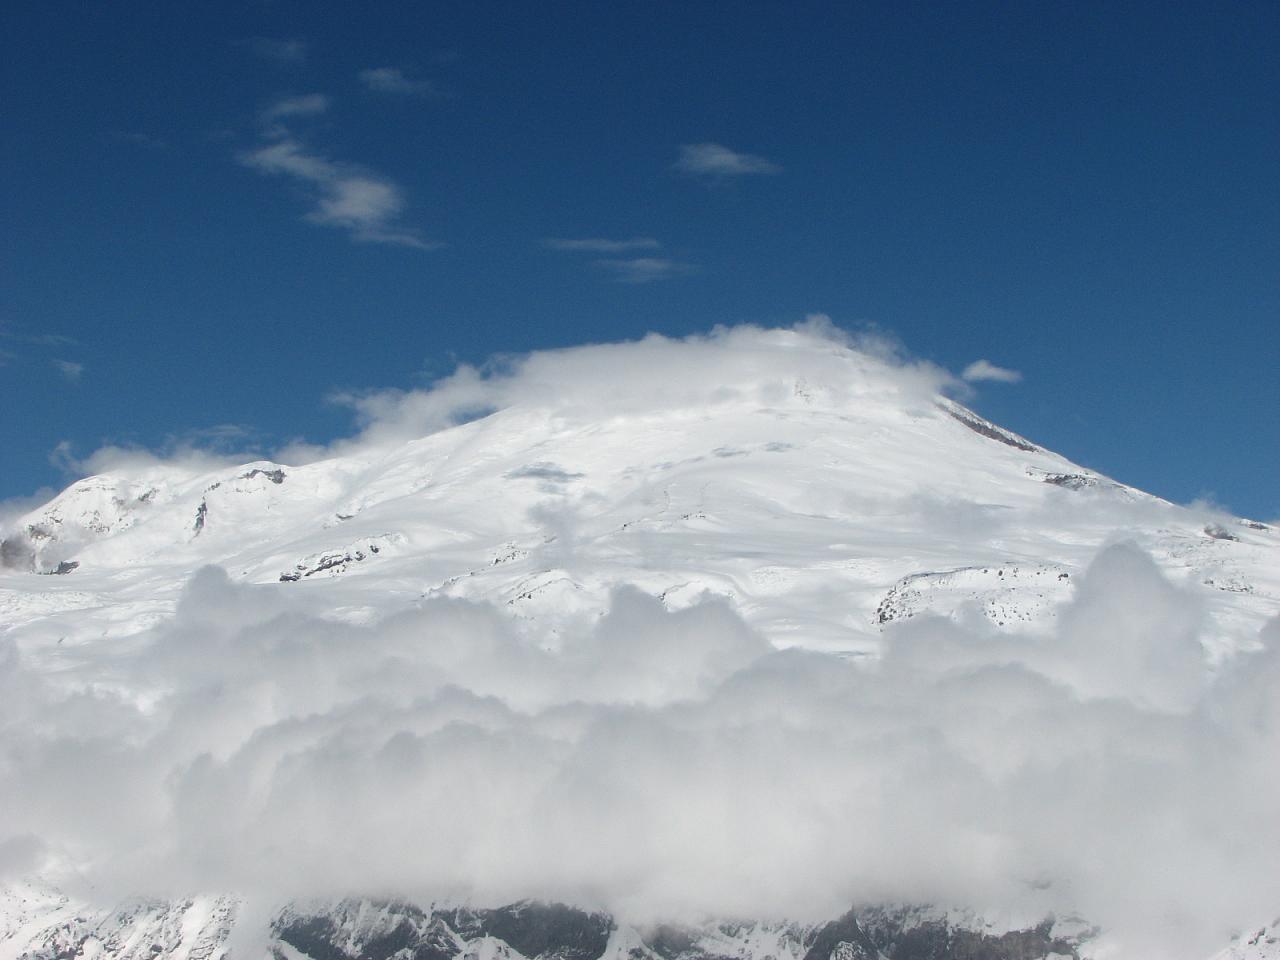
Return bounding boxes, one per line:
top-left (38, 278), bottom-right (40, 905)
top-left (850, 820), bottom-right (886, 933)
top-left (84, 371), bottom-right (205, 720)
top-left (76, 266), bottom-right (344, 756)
top-left (545, 239), bottom-right (690, 282)
top-left (241, 37), bottom-right (308, 65)
top-left (113, 131), bottom-right (170, 150)
top-left (240, 137), bottom-right (430, 248)
top-left (46, 424), bottom-right (261, 482)
top-left (0, 325), bottom-right (79, 369)
top-left (358, 67), bottom-right (441, 98)
top-left (262, 93), bottom-right (329, 122)
top-left (962, 359), bottom-right (1023, 383)
top-left (596, 257), bottom-right (693, 284)
top-left (544, 237), bottom-right (662, 253)
top-left (0, 324), bottom-right (78, 349)
top-left (675, 142), bottom-right (780, 177)
top-left (52, 359), bottom-right (83, 382)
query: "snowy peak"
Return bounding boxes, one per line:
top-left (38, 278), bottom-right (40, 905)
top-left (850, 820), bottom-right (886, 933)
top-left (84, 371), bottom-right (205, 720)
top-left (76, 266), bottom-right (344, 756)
top-left (2, 326), bottom-right (1278, 960)
top-left (2, 327), bottom-right (1276, 648)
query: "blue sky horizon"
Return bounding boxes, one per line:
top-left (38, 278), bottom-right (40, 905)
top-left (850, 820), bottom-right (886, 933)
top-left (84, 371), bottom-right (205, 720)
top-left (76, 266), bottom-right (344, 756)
top-left (3, 1), bottom-right (1277, 519)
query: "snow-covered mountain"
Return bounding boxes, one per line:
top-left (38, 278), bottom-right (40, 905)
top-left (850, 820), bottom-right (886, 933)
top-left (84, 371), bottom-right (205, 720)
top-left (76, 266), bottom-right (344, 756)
top-left (1, 325), bottom-right (1277, 960)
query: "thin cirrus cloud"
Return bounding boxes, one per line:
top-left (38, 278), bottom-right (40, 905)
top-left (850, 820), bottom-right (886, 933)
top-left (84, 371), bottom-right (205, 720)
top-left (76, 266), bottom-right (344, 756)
top-left (543, 237), bottom-right (662, 253)
top-left (261, 93), bottom-right (330, 122)
top-left (596, 257), bottom-right (694, 284)
top-left (546, 238), bottom-right (693, 282)
top-left (0, 324), bottom-right (80, 370)
top-left (240, 139), bottom-right (429, 248)
top-left (240, 94), bottom-right (430, 249)
top-left (962, 359), bottom-right (1024, 383)
top-left (0, 324), bottom-right (78, 350)
top-left (241, 37), bottom-right (308, 65)
top-left (52, 360), bottom-right (83, 382)
top-left (113, 131), bottom-right (170, 150)
top-left (359, 67), bottom-right (442, 97)
top-left (675, 142), bottom-right (780, 176)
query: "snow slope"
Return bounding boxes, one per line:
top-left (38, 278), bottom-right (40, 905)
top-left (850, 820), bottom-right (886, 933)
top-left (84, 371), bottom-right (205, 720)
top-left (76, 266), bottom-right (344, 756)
top-left (4, 359), bottom-right (1275, 656)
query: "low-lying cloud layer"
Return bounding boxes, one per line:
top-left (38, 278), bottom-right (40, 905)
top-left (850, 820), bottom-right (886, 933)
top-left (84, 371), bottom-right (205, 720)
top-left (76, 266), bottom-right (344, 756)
top-left (1, 538), bottom-right (1277, 958)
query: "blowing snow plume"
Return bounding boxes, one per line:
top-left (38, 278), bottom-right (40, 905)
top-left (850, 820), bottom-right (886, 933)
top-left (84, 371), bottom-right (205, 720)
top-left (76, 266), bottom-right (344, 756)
top-left (1, 322), bottom-right (1278, 960)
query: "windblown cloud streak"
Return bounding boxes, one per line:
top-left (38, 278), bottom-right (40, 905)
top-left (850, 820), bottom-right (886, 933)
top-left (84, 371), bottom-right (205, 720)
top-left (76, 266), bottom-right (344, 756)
top-left (359, 67), bottom-right (441, 97)
top-left (241, 37), bottom-right (308, 65)
top-left (676, 142), bottom-right (780, 176)
top-left (261, 93), bottom-right (329, 121)
top-left (240, 136), bottom-right (429, 248)
top-left (0, 324), bottom-right (83, 380)
top-left (595, 257), bottom-right (693, 283)
top-left (239, 92), bottom-right (430, 248)
top-left (963, 359), bottom-right (1023, 383)
top-left (544, 237), bottom-right (690, 281)
top-left (52, 360), bottom-right (83, 382)
top-left (543, 237), bottom-right (662, 253)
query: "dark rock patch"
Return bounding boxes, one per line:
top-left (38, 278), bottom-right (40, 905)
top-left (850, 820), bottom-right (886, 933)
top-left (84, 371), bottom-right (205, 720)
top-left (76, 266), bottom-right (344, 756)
top-left (802, 908), bottom-right (880, 960)
top-left (944, 407), bottom-right (1037, 452)
top-left (854, 908), bottom-right (1080, 960)
top-left (1043, 474), bottom-right (1098, 491)
top-left (448, 902), bottom-right (613, 960)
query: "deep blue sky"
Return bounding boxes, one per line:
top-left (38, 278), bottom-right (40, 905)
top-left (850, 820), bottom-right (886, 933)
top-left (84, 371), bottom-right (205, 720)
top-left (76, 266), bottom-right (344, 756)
top-left (3, 1), bottom-right (1277, 518)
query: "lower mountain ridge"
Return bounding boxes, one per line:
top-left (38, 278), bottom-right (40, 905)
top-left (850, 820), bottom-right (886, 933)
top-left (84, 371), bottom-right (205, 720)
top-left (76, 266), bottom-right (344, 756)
top-left (3, 890), bottom-right (1277, 960)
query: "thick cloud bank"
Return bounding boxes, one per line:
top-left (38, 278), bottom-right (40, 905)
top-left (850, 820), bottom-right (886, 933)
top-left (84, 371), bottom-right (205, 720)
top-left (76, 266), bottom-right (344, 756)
top-left (1, 541), bottom-right (1278, 958)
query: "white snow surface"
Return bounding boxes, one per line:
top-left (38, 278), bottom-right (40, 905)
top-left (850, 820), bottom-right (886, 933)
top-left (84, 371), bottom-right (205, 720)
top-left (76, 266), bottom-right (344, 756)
top-left (1, 325), bottom-right (1278, 960)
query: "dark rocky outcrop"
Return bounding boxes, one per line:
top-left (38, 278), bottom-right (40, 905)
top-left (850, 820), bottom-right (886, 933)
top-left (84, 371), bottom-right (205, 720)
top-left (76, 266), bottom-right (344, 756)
top-left (447, 903), bottom-right (613, 960)
top-left (944, 407), bottom-right (1038, 452)
top-left (855, 907), bottom-right (1079, 960)
top-left (1204, 524), bottom-right (1239, 542)
top-left (275, 900), bottom-right (612, 960)
top-left (801, 909), bottom-right (880, 960)
top-left (1042, 474), bottom-right (1098, 491)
